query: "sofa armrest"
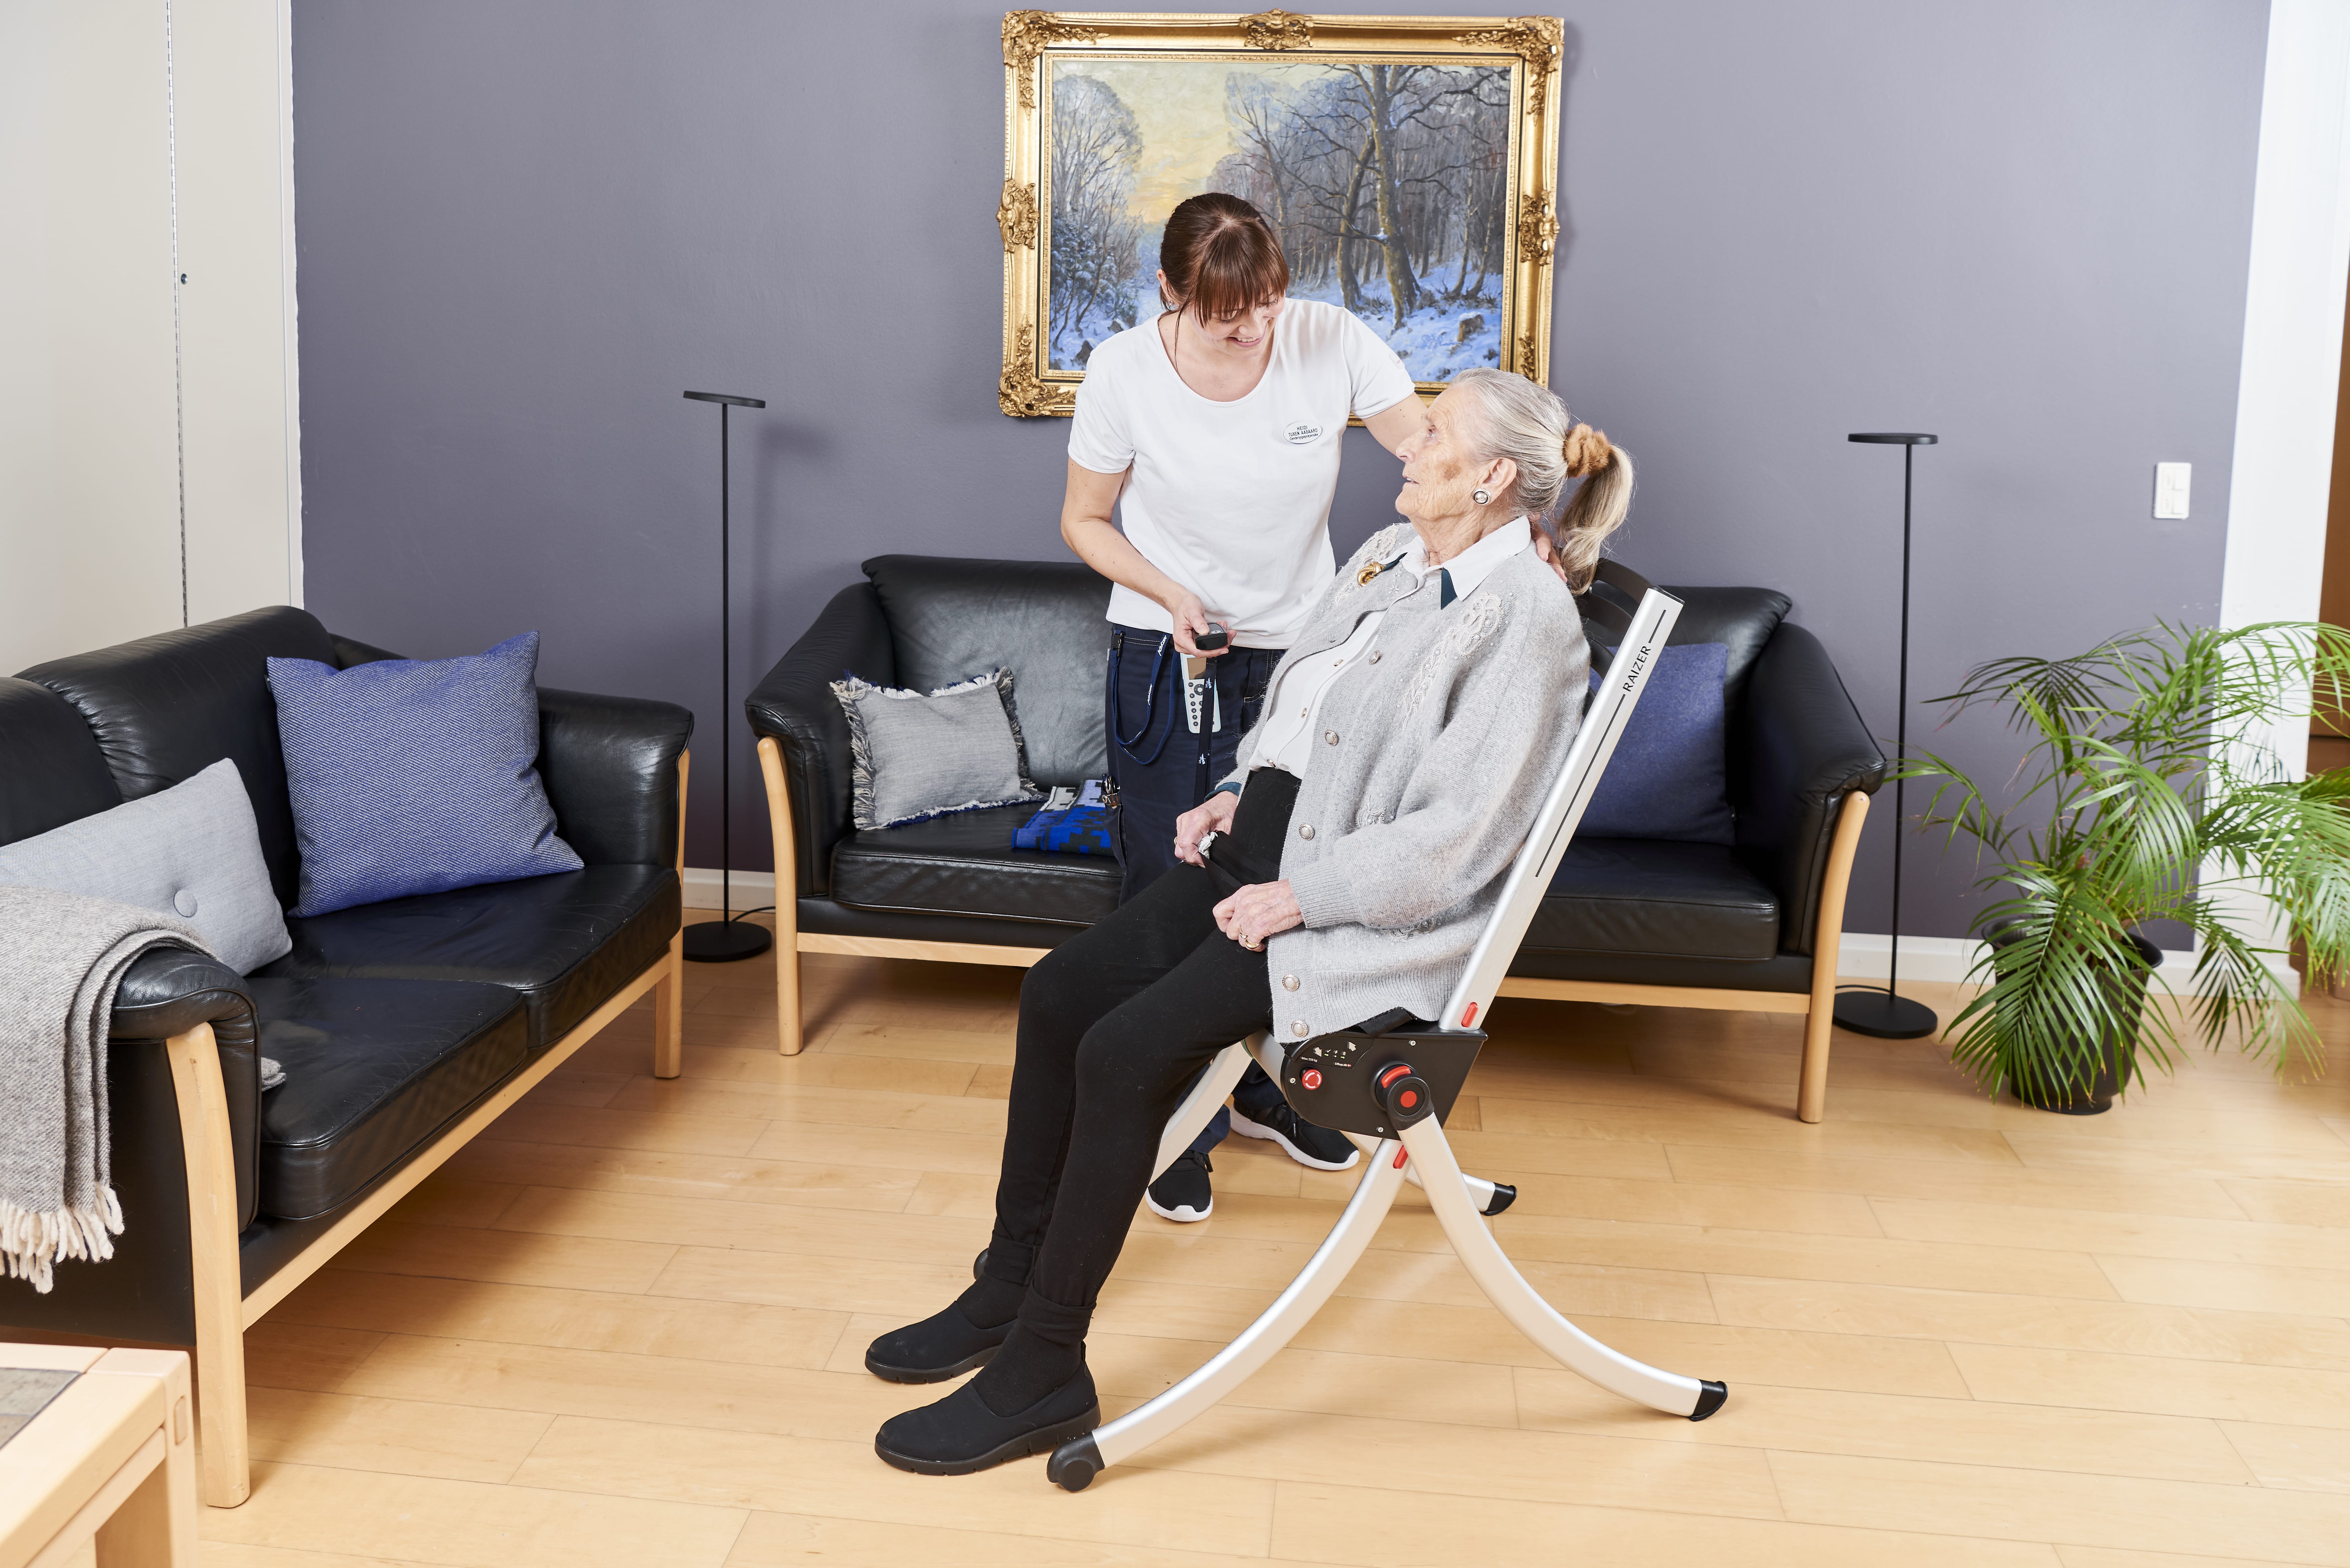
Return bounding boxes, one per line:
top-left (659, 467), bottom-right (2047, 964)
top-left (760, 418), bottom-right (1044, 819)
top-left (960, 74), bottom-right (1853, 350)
top-left (110, 947), bottom-right (260, 1232)
top-left (1732, 623), bottom-right (1887, 956)
top-left (537, 689), bottom-right (695, 866)
top-left (746, 583), bottom-right (894, 899)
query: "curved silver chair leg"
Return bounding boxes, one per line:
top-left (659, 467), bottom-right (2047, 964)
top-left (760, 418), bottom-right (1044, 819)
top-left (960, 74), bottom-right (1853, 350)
top-left (1400, 1158), bottom-right (1516, 1217)
top-left (1400, 1117), bottom-right (1725, 1419)
top-left (1046, 1142), bottom-right (1412, 1491)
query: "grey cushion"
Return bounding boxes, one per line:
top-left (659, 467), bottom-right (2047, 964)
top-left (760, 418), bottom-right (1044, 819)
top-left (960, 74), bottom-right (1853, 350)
top-left (0, 758), bottom-right (292, 974)
top-left (832, 668), bottom-right (1043, 831)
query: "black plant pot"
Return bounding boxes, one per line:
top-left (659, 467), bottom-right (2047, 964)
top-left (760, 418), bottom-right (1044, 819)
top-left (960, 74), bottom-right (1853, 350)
top-left (1982, 924), bottom-right (2164, 1115)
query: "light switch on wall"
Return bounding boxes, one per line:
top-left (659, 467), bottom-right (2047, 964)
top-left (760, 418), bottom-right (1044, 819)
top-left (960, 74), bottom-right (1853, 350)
top-left (2154, 462), bottom-right (2192, 519)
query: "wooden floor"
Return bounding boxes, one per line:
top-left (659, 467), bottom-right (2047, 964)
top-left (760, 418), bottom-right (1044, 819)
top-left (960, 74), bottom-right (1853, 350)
top-left (203, 913), bottom-right (2350, 1567)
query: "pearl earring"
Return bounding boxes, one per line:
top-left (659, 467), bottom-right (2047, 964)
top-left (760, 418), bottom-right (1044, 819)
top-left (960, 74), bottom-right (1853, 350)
top-left (1472, 487), bottom-right (1492, 506)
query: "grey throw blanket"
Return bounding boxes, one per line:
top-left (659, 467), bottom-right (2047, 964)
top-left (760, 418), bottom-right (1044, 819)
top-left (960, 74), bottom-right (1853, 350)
top-left (0, 885), bottom-right (210, 1292)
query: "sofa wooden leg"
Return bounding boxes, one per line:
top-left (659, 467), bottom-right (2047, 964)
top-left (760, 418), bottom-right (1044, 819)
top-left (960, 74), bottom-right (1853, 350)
top-left (652, 933), bottom-right (685, 1079)
top-left (758, 735), bottom-right (808, 1056)
top-left (1798, 998), bottom-right (1836, 1125)
top-left (778, 941), bottom-right (804, 1056)
top-left (163, 1023), bottom-right (251, 1508)
top-left (1798, 791), bottom-right (1871, 1124)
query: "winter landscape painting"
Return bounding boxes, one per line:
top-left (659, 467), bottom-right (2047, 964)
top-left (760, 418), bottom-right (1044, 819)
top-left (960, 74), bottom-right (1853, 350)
top-left (998, 16), bottom-right (1564, 418)
top-left (1042, 56), bottom-right (1515, 379)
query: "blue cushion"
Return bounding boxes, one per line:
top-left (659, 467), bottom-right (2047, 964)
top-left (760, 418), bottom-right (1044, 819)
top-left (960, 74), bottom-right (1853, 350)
top-left (267, 632), bottom-right (582, 916)
top-left (1580, 642), bottom-right (1735, 844)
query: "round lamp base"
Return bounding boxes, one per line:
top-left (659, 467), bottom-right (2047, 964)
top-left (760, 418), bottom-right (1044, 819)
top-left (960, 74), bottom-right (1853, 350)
top-left (684, 919), bottom-right (773, 964)
top-left (1833, 987), bottom-right (1938, 1040)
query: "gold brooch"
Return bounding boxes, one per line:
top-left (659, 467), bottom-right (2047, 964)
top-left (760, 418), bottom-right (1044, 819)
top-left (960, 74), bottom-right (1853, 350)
top-left (1355, 561), bottom-right (1384, 587)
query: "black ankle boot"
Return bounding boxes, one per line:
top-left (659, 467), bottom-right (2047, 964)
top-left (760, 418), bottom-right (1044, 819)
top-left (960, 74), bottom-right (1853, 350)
top-left (873, 1362), bottom-right (1099, 1476)
top-left (863, 1302), bottom-right (1011, 1382)
top-left (864, 1272), bottom-right (1026, 1383)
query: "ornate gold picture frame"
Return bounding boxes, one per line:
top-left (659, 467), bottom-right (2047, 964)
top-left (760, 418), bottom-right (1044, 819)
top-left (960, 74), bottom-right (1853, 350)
top-left (998, 11), bottom-right (1565, 417)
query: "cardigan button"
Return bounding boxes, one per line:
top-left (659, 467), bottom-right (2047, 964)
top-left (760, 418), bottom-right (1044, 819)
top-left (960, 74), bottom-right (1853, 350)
top-left (1297, 823), bottom-right (1315, 840)
top-left (1368, 650), bottom-right (1382, 664)
top-left (1282, 974), bottom-right (1300, 991)
top-left (1291, 1019), bottom-right (1311, 1038)
top-left (1324, 730), bottom-right (1340, 745)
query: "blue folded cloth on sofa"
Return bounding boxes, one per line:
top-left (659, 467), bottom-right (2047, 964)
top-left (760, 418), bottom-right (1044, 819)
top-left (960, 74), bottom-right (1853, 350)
top-left (1015, 779), bottom-right (1114, 855)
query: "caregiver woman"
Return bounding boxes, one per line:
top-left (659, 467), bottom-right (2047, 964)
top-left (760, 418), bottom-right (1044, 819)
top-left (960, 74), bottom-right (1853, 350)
top-left (1062, 191), bottom-right (1426, 899)
top-left (1060, 192), bottom-right (1424, 1217)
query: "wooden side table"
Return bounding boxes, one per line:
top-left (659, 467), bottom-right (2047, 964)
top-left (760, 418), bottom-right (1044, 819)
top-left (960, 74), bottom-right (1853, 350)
top-left (0, 1346), bottom-right (195, 1568)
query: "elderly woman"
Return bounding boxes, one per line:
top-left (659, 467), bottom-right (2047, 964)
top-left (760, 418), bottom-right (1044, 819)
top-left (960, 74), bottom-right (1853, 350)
top-left (868, 368), bottom-right (1635, 1475)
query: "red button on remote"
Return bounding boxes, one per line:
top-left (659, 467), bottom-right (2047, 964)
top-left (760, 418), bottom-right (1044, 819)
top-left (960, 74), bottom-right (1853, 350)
top-left (1301, 1068), bottom-right (1323, 1090)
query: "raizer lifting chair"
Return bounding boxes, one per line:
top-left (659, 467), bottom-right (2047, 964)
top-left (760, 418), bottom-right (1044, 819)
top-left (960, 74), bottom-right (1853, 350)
top-left (1041, 560), bottom-right (1729, 1491)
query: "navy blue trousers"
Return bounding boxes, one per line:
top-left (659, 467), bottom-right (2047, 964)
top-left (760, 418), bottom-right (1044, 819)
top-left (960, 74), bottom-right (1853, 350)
top-left (1103, 624), bottom-right (1288, 1152)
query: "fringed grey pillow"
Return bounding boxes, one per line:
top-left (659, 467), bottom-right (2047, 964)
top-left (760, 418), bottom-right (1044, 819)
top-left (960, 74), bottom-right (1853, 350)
top-left (831, 668), bottom-right (1044, 831)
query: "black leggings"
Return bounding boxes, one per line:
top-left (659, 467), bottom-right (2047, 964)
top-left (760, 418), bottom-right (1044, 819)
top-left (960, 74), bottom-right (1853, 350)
top-left (983, 769), bottom-right (1298, 1319)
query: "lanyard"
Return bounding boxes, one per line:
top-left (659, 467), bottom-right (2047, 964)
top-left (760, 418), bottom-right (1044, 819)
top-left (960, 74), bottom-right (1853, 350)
top-left (1108, 631), bottom-right (1176, 765)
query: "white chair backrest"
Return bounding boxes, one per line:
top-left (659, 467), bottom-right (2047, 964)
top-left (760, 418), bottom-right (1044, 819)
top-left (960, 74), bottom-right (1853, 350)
top-left (1438, 561), bottom-right (1684, 1031)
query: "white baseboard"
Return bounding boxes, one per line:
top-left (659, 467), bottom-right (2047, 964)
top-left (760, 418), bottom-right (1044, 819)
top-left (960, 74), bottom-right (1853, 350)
top-left (673, 879), bottom-right (2302, 1003)
top-left (683, 867), bottom-right (779, 910)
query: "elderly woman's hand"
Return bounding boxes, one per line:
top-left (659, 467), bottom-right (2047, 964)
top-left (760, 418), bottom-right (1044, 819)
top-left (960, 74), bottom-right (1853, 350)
top-left (1174, 790), bottom-right (1238, 866)
top-left (1214, 880), bottom-right (1303, 950)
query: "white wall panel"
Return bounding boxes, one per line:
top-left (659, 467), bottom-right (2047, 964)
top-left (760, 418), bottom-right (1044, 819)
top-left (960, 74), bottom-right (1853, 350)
top-left (0, 2), bottom-right (183, 675)
top-left (178, 0), bottom-right (303, 621)
top-left (0, 0), bottom-right (301, 678)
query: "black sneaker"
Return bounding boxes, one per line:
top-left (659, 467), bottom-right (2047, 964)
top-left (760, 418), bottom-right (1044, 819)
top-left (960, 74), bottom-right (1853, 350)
top-left (1145, 1148), bottom-right (1214, 1222)
top-left (1230, 1103), bottom-right (1361, 1171)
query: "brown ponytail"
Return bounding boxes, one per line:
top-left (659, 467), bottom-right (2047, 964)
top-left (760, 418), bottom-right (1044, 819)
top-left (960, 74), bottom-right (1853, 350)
top-left (1159, 192), bottom-right (1290, 323)
top-left (1554, 425), bottom-right (1633, 591)
top-left (1450, 369), bottom-right (1635, 592)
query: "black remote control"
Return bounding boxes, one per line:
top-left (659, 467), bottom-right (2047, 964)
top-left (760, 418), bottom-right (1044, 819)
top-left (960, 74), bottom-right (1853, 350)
top-left (1195, 622), bottom-right (1230, 651)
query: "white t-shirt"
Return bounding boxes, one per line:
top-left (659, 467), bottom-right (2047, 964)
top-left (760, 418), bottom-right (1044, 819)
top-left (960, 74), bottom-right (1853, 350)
top-left (1067, 299), bottom-right (1418, 649)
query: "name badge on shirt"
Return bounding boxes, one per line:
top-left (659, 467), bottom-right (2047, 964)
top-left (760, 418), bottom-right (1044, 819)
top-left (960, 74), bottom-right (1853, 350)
top-left (1283, 421), bottom-right (1324, 445)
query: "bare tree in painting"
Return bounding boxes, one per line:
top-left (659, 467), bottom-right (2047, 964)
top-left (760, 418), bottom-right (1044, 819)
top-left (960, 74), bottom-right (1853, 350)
top-left (1050, 75), bottom-right (1145, 361)
top-left (1343, 64), bottom-right (1426, 326)
top-left (1213, 65), bottom-right (1509, 337)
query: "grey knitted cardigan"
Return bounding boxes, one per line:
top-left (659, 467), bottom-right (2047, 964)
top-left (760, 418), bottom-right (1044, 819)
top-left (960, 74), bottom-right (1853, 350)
top-left (1224, 521), bottom-right (1589, 1042)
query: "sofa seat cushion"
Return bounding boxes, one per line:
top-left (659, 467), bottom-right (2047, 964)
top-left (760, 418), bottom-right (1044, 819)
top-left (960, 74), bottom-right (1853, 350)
top-left (1527, 839), bottom-right (1781, 962)
top-left (248, 976), bottom-right (527, 1221)
top-left (257, 863), bottom-right (679, 1051)
top-left (832, 804), bottom-right (1119, 927)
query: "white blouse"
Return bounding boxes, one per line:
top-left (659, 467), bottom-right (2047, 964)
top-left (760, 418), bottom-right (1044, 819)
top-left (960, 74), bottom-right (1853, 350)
top-left (1247, 517), bottom-right (1534, 779)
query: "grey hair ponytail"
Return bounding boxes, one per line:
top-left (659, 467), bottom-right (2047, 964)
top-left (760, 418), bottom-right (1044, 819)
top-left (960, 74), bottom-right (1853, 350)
top-left (1450, 367), bottom-right (1634, 591)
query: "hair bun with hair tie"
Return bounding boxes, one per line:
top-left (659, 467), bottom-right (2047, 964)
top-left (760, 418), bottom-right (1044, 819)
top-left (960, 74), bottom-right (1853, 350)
top-left (1563, 423), bottom-right (1613, 479)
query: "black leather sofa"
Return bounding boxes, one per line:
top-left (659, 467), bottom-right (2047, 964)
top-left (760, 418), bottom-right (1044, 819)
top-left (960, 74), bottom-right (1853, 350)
top-left (0, 607), bottom-right (692, 1507)
top-left (749, 556), bottom-right (1883, 1123)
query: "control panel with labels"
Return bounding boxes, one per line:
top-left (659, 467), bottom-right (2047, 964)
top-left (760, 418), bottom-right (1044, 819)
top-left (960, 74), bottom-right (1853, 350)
top-left (1277, 1016), bottom-right (1487, 1138)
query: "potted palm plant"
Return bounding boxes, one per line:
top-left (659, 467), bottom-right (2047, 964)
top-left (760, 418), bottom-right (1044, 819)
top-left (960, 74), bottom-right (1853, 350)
top-left (1906, 620), bottom-right (2350, 1112)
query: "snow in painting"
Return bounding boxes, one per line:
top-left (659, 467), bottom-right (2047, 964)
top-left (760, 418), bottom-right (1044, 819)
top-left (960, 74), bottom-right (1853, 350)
top-left (1045, 59), bottom-right (1513, 380)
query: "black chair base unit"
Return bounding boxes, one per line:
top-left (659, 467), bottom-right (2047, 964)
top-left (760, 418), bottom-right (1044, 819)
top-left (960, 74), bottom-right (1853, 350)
top-left (0, 608), bottom-right (695, 1509)
top-left (747, 558), bottom-right (1884, 1124)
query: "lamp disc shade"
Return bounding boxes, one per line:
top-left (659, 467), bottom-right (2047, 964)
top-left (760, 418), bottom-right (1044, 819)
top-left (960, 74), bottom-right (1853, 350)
top-left (1847, 432), bottom-right (1936, 444)
top-left (684, 918), bottom-right (774, 963)
top-left (1832, 987), bottom-right (1939, 1039)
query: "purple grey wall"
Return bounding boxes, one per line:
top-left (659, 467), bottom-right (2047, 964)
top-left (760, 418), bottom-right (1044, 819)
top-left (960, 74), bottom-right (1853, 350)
top-left (290, 0), bottom-right (2269, 937)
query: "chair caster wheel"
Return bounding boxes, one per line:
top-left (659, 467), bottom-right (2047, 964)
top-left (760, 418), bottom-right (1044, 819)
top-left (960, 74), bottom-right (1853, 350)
top-left (973, 1249), bottom-right (988, 1283)
top-left (1047, 1434), bottom-right (1102, 1492)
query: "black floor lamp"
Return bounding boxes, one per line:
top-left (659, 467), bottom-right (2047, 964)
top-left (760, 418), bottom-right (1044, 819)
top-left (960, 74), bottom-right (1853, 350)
top-left (682, 388), bottom-right (774, 964)
top-left (1833, 432), bottom-right (1939, 1041)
